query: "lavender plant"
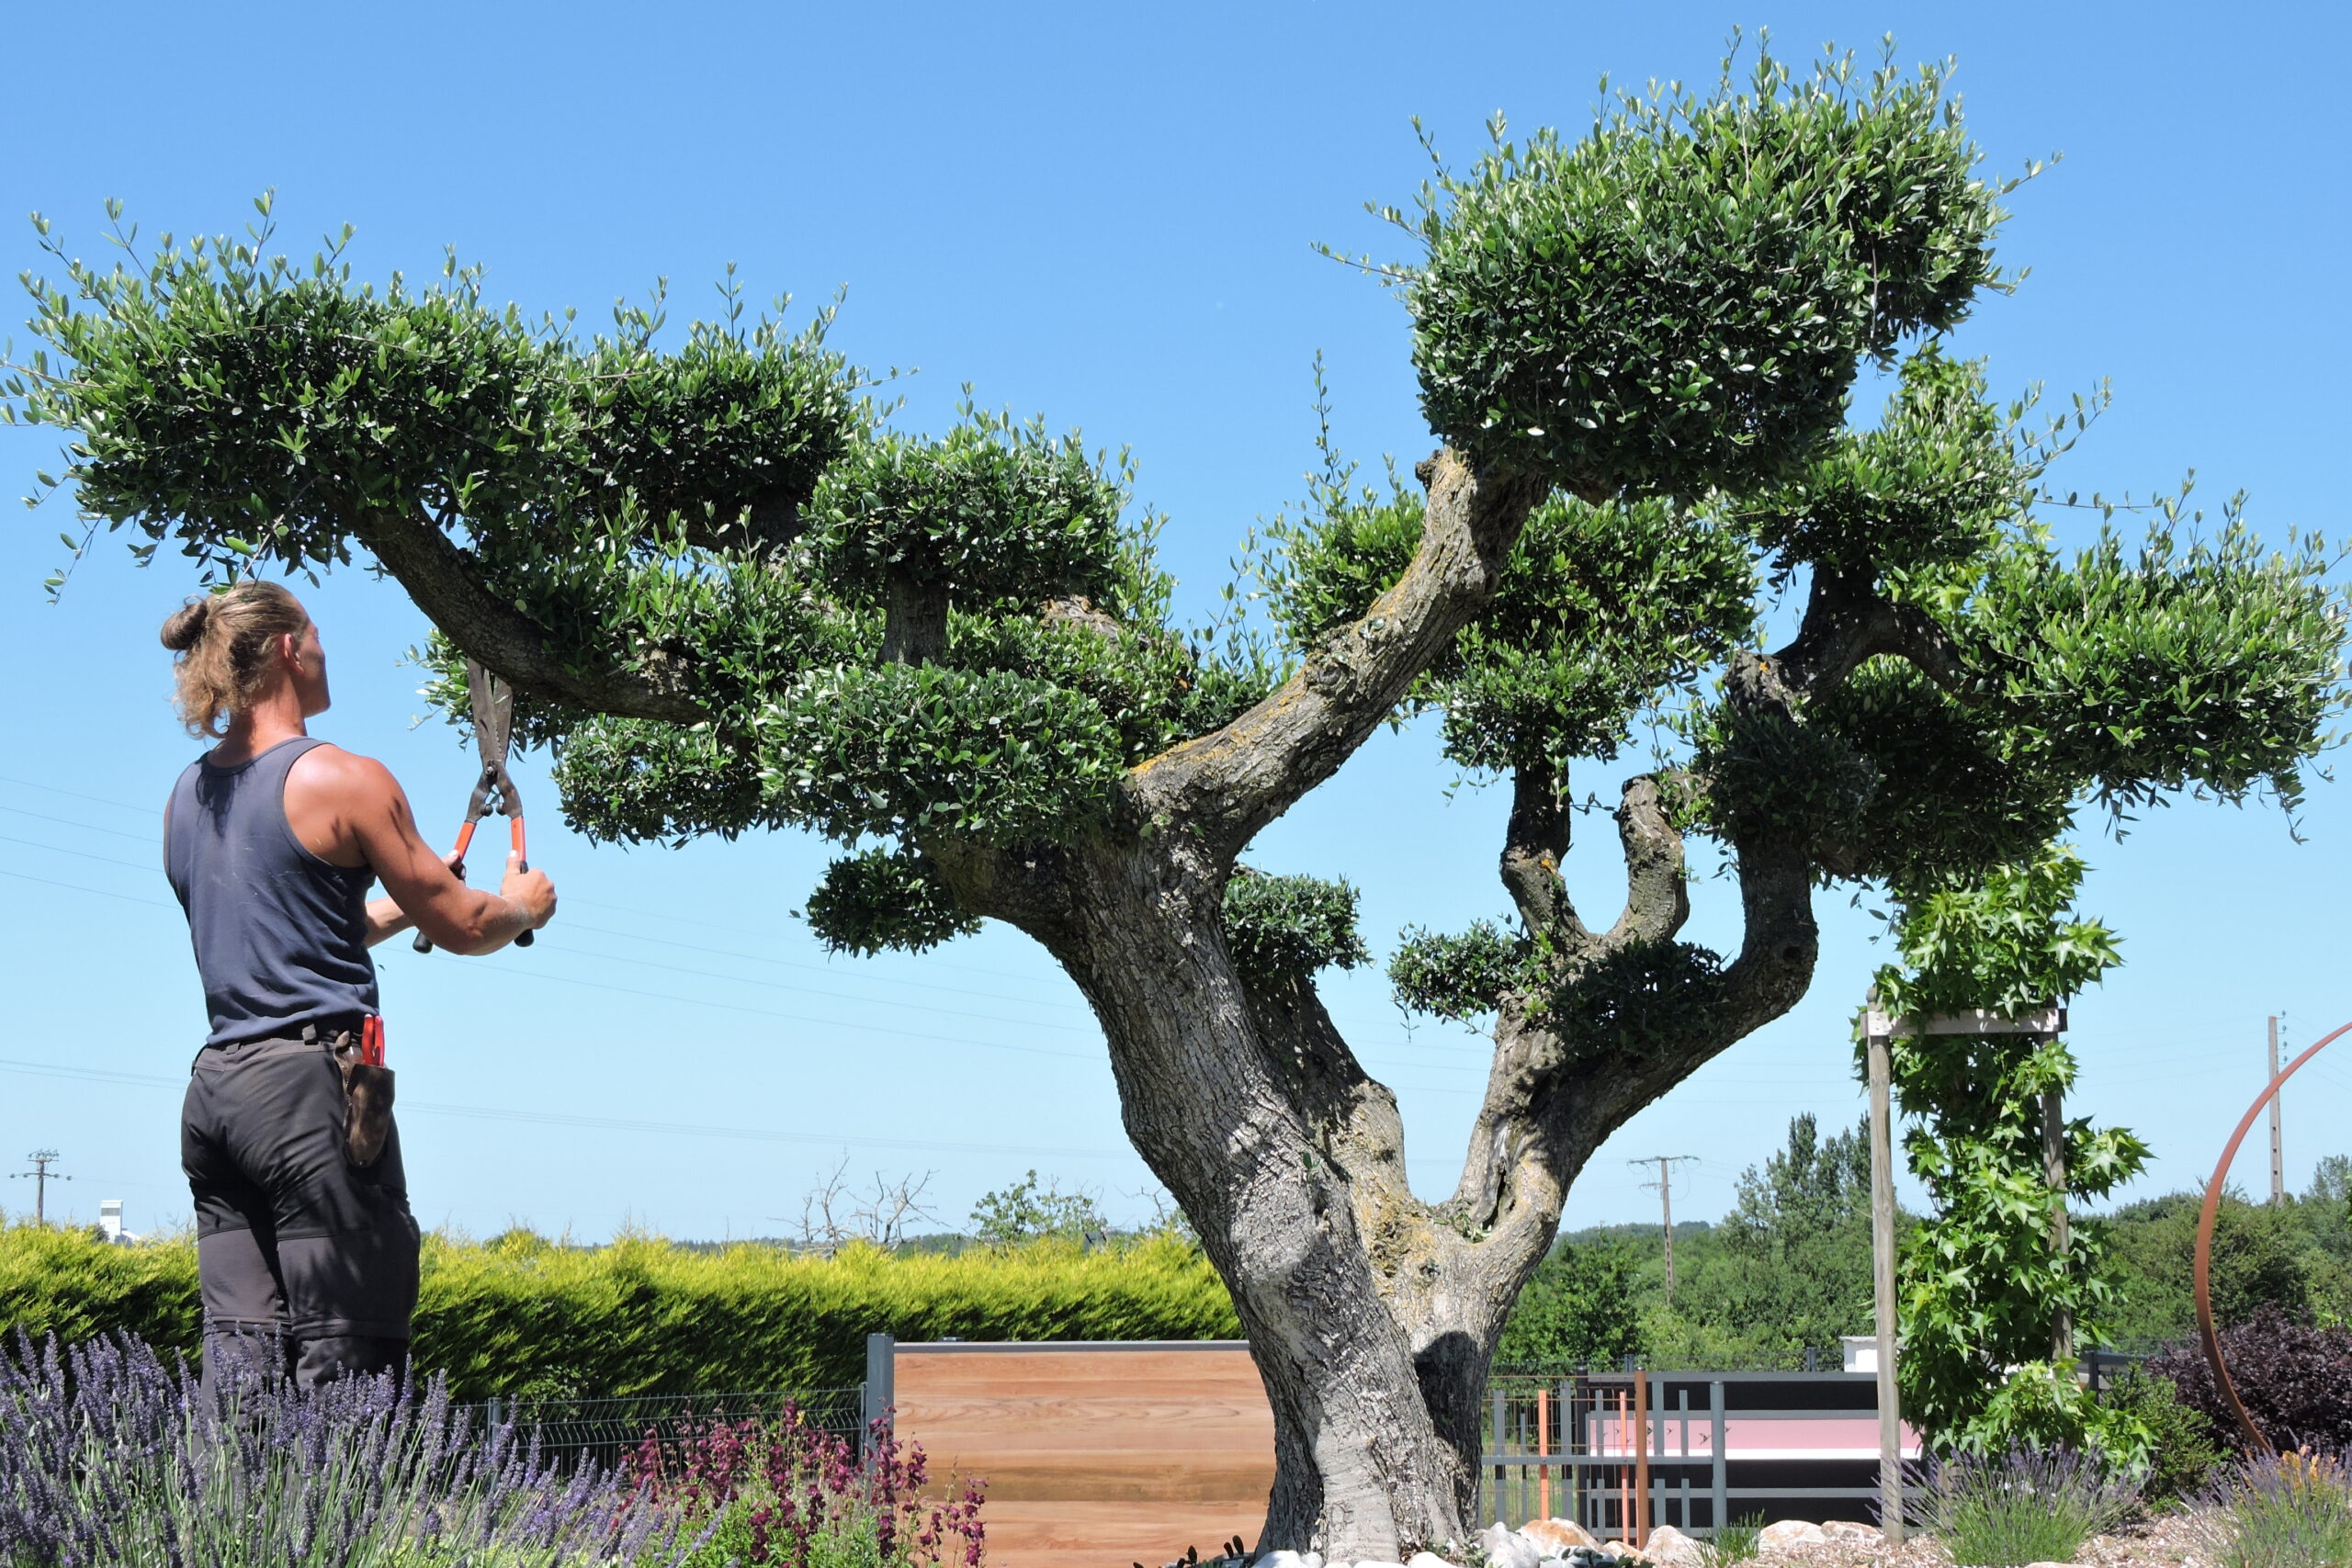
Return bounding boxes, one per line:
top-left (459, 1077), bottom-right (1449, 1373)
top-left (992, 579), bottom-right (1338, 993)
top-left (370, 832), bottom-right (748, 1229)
top-left (1915, 1447), bottom-right (2140, 1566)
top-left (2195, 1450), bottom-right (2352, 1568)
top-left (0, 1331), bottom-right (695, 1568)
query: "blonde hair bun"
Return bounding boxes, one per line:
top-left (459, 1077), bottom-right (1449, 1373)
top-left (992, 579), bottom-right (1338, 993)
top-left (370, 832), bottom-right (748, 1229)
top-left (158, 581), bottom-right (309, 738)
top-left (160, 595), bottom-right (214, 652)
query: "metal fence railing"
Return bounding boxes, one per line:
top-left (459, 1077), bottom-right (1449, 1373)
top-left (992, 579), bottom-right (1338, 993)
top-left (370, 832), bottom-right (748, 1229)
top-left (1479, 1370), bottom-right (1914, 1537)
top-left (455, 1386), bottom-right (865, 1473)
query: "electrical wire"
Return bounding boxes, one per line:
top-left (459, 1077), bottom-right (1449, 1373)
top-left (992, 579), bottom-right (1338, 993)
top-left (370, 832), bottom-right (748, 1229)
top-left (0, 1055), bottom-right (1133, 1162)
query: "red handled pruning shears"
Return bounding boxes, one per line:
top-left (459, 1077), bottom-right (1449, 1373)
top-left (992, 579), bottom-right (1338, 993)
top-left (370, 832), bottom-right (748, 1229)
top-left (413, 657), bottom-right (534, 953)
top-left (360, 1014), bottom-right (386, 1066)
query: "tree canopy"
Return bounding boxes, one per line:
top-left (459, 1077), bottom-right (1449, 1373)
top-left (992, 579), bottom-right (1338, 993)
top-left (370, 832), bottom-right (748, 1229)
top-left (9, 39), bottom-right (2346, 1555)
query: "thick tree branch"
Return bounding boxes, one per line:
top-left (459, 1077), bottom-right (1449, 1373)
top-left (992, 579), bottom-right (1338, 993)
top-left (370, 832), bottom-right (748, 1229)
top-left (1597, 773), bottom-right (1690, 951)
top-left (1499, 761), bottom-right (1590, 943)
top-left (1131, 448), bottom-right (1544, 854)
top-left (356, 507), bottom-right (705, 721)
top-left (1738, 567), bottom-right (1971, 710)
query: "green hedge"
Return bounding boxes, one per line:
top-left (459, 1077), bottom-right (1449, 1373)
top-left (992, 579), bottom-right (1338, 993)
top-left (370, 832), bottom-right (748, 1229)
top-left (0, 1224), bottom-right (1238, 1400)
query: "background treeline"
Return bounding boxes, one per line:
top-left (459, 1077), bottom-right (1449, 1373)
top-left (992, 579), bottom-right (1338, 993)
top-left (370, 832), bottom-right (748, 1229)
top-left (1497, 1116), bottom-right (2352, 1371)
top-left (0, 1226), bottom-right (1232, 1400)
top-left (10, 1119), bottom-right (2346, 1399)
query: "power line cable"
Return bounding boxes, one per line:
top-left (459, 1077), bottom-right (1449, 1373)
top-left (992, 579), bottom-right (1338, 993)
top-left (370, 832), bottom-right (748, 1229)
top-left (0, 785), bottom-right (1484, 1064)
top-left (0, 1055), bottom-right (1132, 1162)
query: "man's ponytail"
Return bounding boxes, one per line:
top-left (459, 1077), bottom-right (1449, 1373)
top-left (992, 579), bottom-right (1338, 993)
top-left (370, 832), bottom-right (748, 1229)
top-left (159, 581), bottom-right (308, 739)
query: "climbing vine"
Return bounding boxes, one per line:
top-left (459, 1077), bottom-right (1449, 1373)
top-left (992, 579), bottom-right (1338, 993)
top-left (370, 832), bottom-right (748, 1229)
top-left (1870, 843), bottom-right (2154, 1461)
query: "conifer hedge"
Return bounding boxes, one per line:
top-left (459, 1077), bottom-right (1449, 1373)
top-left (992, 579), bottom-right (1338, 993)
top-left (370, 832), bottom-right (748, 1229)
top-left (0, 1224), bottom-right (1237, 1400)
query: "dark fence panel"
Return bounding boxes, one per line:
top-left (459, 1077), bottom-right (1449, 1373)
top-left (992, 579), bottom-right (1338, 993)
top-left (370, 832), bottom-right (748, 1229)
top-left (456, 1385), bottom-right (865, 1473)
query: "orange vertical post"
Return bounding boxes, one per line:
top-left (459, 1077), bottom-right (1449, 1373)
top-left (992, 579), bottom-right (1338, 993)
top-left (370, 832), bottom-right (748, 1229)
top-left (1537, 1386), bottom-right (1552, 1520)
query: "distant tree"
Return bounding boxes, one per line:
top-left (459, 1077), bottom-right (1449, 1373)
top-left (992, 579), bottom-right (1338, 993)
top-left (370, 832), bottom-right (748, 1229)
top-left (1671, 1114), bottom-right (1875, 1361)
top-left (11, 40), bottom-right (2341, 1558)
top-left (2104, 1188), bottom-right (2316, 1342)
top-left (967, 1170), bottom-right (1110, 1249)
top-left (1495, 1238), bottom-right (1645, 1369)
top-left (791, 1156), bottom-right (940, 1256)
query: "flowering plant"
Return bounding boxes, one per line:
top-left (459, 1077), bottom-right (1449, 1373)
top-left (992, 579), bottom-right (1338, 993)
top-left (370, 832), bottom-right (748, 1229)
top-left (0, 1330), bottom-right (691, 1568)
top-left (627, 1404), bottom-right (984, 1568)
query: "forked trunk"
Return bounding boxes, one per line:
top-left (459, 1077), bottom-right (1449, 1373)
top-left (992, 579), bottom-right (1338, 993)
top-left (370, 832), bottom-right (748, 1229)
top-left (1008, 853), bottom-right (1549, 1562)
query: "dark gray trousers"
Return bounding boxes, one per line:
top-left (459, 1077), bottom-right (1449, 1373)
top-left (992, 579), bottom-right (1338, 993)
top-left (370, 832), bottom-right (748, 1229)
top-left (181, 1030), bottom-right (420, 1389)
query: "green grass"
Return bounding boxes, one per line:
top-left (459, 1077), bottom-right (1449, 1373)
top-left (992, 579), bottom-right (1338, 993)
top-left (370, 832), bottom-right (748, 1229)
top-left (1701, 1516), bottom-right (1762, 1566)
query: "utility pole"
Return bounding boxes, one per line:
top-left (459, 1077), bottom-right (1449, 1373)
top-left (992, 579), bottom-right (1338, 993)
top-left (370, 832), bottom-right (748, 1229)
top-left (11, 1150), bottom-right (69, 1225)
top-left (2269, 1014), bottom-right (2286, 1206)
top-left (1630, 1155), bottom-right (1699, 1297)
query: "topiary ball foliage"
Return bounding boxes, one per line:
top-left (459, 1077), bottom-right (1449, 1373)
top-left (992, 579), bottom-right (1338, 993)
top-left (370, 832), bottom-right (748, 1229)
top-left (1407, 47), bottom-right (2010, 498)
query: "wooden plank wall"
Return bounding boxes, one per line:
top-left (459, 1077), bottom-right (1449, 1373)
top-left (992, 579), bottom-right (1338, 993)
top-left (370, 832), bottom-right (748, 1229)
top-left (889, 1341), bottom-right (1274, 1568)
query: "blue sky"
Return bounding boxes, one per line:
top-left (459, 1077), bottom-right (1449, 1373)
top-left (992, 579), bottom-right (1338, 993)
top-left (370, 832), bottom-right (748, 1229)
top-left (3, 2), bottom-right (2347, 1246)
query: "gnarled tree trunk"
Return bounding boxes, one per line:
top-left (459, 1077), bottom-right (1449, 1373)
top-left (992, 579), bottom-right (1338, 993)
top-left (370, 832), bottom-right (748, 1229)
top-left (926, 450), bottom-right (1873, 1558)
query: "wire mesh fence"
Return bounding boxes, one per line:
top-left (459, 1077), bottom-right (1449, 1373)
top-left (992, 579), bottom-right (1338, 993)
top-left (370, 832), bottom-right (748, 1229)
top-left (455, 1385), bottom-right (865, 1473)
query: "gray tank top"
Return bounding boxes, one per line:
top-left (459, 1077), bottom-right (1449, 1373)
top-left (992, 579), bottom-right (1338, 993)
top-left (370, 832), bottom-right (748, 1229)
top-left (165, 736), bottom-right (379, 1046)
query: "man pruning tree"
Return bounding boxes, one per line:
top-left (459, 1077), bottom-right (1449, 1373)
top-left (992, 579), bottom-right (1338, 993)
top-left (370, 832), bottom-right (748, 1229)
top-left (159, 579), bottom-right (555, 1386)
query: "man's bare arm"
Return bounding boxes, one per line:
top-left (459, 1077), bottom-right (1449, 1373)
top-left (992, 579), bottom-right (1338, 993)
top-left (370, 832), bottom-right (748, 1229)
top-left (363, 896), bottom-right (416, 947)
top-left (290, 748), bottom-right (555, 953)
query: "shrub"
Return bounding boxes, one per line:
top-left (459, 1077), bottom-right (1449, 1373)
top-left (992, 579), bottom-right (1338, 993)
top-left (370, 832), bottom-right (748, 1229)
top-left (2102, 1367), bottom-right (2224, 1503)
top-left (1915, 1448), bottom-right (2139, 1567)
top-left (2146, 1311), bottom-right (2352, 1453)
top-left (627, 1407), bottom-right (984, 1568)
top-left (2193, 1450), bottom-right (2352, 1568)
top-left (0, 1330), bottom-right (690, 1568)
top-left (0, 1222), bottom-right (1238, 1400)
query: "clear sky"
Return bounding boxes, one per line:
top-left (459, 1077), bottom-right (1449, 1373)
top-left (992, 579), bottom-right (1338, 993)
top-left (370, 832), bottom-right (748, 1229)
top-left (3, 2), bottom-right (2347, 1247)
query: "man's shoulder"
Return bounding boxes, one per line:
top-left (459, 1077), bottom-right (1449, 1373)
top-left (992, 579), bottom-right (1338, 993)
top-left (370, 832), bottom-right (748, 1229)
top-left (287, 740), bottom-right (397, 795)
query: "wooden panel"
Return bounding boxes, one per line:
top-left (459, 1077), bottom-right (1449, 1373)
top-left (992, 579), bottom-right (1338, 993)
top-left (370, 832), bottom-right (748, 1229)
top-left (892, 1343), bottom-right (1274, 1568)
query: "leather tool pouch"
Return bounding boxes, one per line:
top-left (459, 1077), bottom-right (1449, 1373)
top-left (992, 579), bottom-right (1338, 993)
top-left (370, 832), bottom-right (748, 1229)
top-left (334, 1038), bottom-right (396, 1168)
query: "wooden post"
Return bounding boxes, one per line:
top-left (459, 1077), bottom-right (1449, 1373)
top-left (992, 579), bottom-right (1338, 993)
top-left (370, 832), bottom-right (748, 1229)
top-left (1867, 1021), bottom-right (1905, 1544)
top-left (2043, 1087), bottom-right (2073, 1361)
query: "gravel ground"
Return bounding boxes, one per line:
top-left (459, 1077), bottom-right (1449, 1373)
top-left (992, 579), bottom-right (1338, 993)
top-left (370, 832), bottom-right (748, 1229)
top-left (1755, 1510), bottom-right (2220, 1568)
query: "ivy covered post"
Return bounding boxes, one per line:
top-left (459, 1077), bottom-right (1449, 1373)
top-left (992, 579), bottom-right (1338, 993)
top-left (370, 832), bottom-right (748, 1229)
top-left (9, 44), bottom-right (2343, 1558)
top-left (1871, 848), bottom-right (2152, 1460)
top-left (1860, 995), bottom-right (2066, 1528)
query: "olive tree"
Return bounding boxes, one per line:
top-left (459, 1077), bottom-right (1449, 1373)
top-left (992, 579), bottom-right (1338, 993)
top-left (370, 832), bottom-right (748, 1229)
top-left (10, 44), bottom-right (2341, 1559)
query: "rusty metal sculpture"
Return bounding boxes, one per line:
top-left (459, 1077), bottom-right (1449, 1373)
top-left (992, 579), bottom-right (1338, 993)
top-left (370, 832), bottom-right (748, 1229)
top-left (2194, 1017), bottom-right (2352, 1454)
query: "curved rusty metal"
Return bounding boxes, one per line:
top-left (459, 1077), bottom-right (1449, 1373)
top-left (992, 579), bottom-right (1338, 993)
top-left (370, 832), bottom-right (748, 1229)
top-left (2195, 1018), bottom-right (2352, 1455)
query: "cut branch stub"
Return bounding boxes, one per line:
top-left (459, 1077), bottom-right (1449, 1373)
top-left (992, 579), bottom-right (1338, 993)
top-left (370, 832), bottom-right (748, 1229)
top-left (881, 574), bottom-right (949, 665)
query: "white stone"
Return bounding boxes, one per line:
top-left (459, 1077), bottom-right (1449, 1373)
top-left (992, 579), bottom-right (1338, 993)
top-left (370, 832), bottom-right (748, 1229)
top-left (1351, 1560), bottom-right (1408, 1568)
top-left (1482, 1525), bottom-right (1544, 1568)
top-left (1302, 1556), bottom-right (1324, 1568)
top-left (1757, 1521), bottom-right (1828, 1552)
top-left (1644, 1526), bottom-right (1703, 1567)
top-left (1407, 1553), bottom-right (1453, 1568)
top-left (1258, 1554), bottom-right (1311, 1568)
top-left (1819, 1522), bottom-right (1881, 1545)
top-left (1521, 1520), bottom-right (1602, 1557)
